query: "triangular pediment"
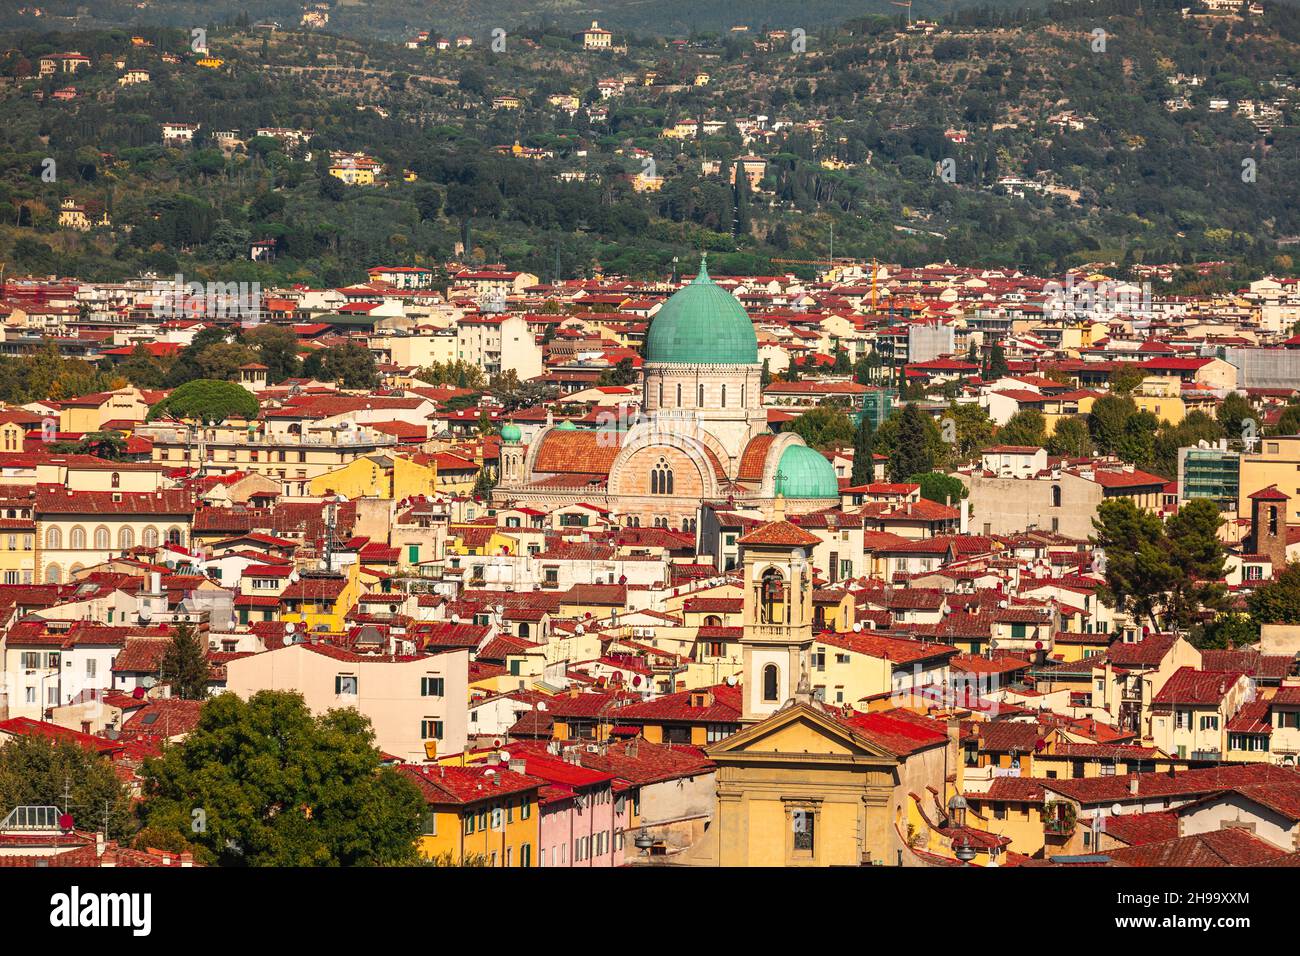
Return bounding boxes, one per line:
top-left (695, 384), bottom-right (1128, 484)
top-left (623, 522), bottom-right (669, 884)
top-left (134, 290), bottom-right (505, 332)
top-left (707, 702), bottom-right (897, 762)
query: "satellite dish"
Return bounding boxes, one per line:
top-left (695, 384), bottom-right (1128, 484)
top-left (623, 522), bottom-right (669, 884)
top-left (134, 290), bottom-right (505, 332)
top-left (1111, 803), bottom-right (1123, 815)
top-left (132, 686), bottom-right (146, 699)
top-left (575, 624), bottom-right (585, 635)
top-left (285, 622), bottom-right (296, 633)
top-left (451, 614), bottom-right (460, 624)
top-left (852, 622), bottom-right (863, 632)
top-left (58, 813), bottom-right (74, 831)
top-left (141, 676), bottom-right (157, 689)
top-left (633, 674), bottom-right (641, 686)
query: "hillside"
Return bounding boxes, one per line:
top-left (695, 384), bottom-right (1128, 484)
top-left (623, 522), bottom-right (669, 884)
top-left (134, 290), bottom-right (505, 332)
top-left (0, 0), bottom-right (1297, 288)
top-left (0, 0), bottom-right (1035, 39)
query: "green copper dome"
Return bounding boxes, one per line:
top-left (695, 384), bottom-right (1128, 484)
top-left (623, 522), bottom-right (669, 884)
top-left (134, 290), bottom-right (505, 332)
top-left (775, 444), bottom-right (839, 499)
top-left (500, 423), bottom-right (522, 442)
top-left (644, 256), bottom-right (758, 365)
top-left (555, 420), bottom-right (577, 431)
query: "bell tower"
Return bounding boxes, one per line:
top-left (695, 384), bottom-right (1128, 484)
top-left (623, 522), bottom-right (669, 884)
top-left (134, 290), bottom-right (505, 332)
top-left (737, 513), bottom-right (819, 722)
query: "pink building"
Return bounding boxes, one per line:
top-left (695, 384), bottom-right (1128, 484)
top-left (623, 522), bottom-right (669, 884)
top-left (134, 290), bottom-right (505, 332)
top-left (518, 752), bottom-right (629, 867)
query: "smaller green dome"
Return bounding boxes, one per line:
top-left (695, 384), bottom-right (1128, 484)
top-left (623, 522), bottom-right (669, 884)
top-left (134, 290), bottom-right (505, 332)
top-left (775, 444), bottom-right (839, 499)
top-left (556, 420), bottom-right (577, 431)
top-left (500, 423), bottom-right (522, 442)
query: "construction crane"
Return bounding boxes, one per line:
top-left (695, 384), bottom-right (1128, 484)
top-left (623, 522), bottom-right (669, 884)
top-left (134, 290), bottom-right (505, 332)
top-left (892, 0), bottom-right (913, 27)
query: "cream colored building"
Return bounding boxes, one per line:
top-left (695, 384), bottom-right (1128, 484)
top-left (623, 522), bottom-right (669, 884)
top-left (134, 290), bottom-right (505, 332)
top-left (224, 642), bottom-right (470, 762)
top-left (456, 313), bottom-right (542, 380)
top-left (1239, 435), bottom-right (1300, 520)
top-left (138, 421), bottom-right (400, 497)
top-left (35, 487), bottom-right (195, 584)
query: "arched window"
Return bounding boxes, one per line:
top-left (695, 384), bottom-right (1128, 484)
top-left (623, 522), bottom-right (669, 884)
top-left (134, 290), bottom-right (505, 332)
top-left (142, 527), bottom-right (159, 548)
top-left (762, 664), bottom-right (779, 702)
top-left (69, 527), bottom-right (86, 550)
top-left (658, 380), bottom-right (663, 407)
top-left (45, 527), bottom-right (62, 550)
top-left (650, 458), bottom-right (674, 495)
top-left (166, 527), bottom-right (183, 546)
top-left (110, 472), bottom-right (120, 489)
top-left (45, 564), bottom-right (61, 584)
top-left (759, 567), bottom-right (786, 624)
top-left (698, 384), bottom-right (705, 406)
top-left (1270, 506), bottom-right (1279, 535)
top-left (721, 384), bottom-right (727, 407)
top-left (119, 527), bottom-right (135, 551)
top-left (676, 383), bottom-right (682, 407)
top-left (94, 527), bottom-right (110, 550)
top-left (518, 622), bottom-right (530, 639)
top-left (1051, 485), bottom-right (1062, 508)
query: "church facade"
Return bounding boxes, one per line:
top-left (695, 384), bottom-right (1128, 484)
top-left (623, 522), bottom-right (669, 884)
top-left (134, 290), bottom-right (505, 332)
top-left (494, 259), bottom-right (839, 527)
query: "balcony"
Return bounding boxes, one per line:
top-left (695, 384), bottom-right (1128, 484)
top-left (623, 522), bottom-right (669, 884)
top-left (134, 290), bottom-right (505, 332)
top-left (1043, 817), bottom-right (1075, 837)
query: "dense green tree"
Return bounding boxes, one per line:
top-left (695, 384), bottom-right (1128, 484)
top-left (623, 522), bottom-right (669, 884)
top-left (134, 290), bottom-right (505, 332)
top-left (1115, 410), bottom-right (1159, 470)
top-left (850, 412), bottom-right (875, 486)
top-left (1091, 498), bottom-right (1179, 632)
top-left (196, 342), bottom-right (259, 381)
top-left (0, 736), bottom-right (135, 842)
top-left (303, 343), bottom-right (378, 389)
top-left (417, 360), bottom-right (486, 390)
top-left (597, 357), bottom-right (636, 386)
top-left (1192, 612), bottom-right (1258, 651)
top-left (139, 691), bottom-right (425, 867)
top-left (245, 325), bottom-right (302, 384)
top-left (1218, 392), bottom-right (1261, 443)
top-left (888, 404), bottom-right (936, 483)
top-left (1088, 393), bottom-right (1138, 455)
top-left (147, 379), bottom-right (259, 424)
top-left (998, 408), bottom-right (1047, 448)
top-left (1247, 561), bottom-right (1300, 626)
top-left (1108, 364), bottom-right (1146, 395)
top-left (909, 471), bottom-right (966, 504)
top-left (986, 344), bottom-right (1009, 379)
top-left (118, 344), bottom-right (168, 388)
top-left (943, 403), bottom-right (996, 462)
top-left (1163, 499), bottom-right (1228, 630)
top-left (784, 405), bottom-right (856, 449)
top-left (1046, 415), bottom-right (1094, 458)
top-left (1274, 404), bottom-right (1300, 437)
top-left (159, 622), bottom-right (210, 701)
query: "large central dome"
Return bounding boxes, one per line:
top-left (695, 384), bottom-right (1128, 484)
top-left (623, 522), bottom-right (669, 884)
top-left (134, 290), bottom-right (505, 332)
top-left (643, 257), bottom-right (758, 365)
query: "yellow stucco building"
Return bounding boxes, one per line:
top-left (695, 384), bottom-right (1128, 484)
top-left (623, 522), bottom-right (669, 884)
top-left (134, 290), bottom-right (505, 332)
top-left (400, 763), bottom-right (540, 866)
top-left (308, 453), bottom-right (437, 500)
